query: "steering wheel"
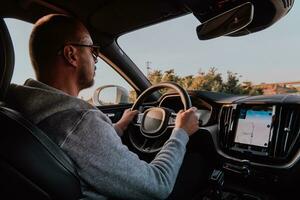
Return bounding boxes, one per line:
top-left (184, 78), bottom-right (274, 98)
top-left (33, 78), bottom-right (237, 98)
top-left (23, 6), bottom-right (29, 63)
top-left (128, 82), bottom-right (192, 153)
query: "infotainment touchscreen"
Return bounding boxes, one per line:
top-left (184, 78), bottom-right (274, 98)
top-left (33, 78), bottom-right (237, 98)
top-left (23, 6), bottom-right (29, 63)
top-left (234, 106), bottom-right (274, 148)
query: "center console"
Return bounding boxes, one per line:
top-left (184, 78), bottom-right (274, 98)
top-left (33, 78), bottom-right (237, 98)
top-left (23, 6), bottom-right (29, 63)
top-left (196, 95), bottom-right (300, 199)
top-left (231, 105), bottom-right (274, 157)
top-left (218, 103), bottom-right (300, 165)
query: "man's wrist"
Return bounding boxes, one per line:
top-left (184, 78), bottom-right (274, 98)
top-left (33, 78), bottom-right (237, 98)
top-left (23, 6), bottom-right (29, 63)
top-left (113, 123), bottom-right (124, 136)
top-left (115, 122), bottom-right (126, 132)
top-left (171, 128), bottom-right (189, 143)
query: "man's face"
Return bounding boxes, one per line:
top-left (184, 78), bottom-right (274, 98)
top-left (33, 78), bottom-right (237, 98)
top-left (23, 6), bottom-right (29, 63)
top-left (77, 27), bottom-right (97, 90)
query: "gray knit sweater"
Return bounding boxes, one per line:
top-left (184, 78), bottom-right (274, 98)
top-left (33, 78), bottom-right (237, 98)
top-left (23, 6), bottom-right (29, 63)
top-left (6, 79), bottom-right (189, 200)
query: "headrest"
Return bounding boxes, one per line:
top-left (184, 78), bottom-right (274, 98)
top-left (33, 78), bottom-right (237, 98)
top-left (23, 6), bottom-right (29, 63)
top-left (0, 18), bottom-right (15, 101)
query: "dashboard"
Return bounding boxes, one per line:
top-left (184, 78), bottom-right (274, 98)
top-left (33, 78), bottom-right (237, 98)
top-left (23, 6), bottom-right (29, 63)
top-left (159, 93), bottom-right (215, 126)
top-left (156, 91), bottom-right (300, 199)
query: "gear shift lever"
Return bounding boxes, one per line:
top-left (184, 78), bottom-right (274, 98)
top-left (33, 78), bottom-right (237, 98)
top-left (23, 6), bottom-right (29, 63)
top-left (207, 169), bottom-right (224, 200)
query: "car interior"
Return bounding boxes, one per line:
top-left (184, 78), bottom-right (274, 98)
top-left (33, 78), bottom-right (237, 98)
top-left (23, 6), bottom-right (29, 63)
top-left (0, 0), bottom-right (298, 200)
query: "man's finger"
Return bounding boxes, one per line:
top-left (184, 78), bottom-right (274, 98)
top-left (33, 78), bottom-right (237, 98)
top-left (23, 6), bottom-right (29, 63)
top-left (178, 109), bottom-right (184, 114)
top-left (132, 110), bottom-right (139, 115)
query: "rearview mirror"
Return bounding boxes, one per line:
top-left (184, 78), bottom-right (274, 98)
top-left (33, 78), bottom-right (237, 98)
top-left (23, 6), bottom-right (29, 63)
top-left (196, 2), bottom-right (254, 40)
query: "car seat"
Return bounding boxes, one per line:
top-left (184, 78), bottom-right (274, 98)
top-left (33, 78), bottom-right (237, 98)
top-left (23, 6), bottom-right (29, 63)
top-left (0, 18), bottom-right (82, 199)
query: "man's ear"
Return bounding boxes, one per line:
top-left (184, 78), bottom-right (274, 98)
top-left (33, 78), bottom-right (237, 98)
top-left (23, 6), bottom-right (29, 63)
top-left (63, 45), bottom-right (78, 67)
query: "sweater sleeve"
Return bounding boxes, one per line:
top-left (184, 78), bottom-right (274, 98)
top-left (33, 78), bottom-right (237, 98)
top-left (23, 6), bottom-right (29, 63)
top-left (113, 123), bottom-right (124, 137)
top-left (61, 110), bottom-right (189, 200)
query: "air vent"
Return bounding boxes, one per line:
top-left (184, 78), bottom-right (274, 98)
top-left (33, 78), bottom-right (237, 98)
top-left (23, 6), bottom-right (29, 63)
top-left (218, 105), bottom-right (235, 148)
top-left (272, 105), bottom-right (300, 159)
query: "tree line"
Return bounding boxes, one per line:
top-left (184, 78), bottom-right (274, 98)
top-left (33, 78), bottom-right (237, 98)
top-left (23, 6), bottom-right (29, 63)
top-left (147, 67), bottom-right (263, 95)
top-left (128, 67), bottom-right (262, 102)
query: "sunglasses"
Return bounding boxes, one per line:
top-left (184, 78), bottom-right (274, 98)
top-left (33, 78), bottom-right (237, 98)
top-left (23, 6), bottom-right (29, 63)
top-left (58, 43), bottom-right (100, 62)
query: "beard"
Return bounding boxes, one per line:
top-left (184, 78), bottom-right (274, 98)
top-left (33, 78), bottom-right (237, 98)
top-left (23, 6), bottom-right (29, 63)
top-left (78, 64), bottom-right (95, 90)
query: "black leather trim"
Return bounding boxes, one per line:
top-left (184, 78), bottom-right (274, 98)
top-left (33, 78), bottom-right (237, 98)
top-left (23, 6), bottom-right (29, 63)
top-left (0, 18), bottom-right (14, 101)
top-left (0, 158), bottom-right (51, 199)
top-left (1, 106), bottom-right (79, 177)
top-left (0, 106), bottom-right (82, 199)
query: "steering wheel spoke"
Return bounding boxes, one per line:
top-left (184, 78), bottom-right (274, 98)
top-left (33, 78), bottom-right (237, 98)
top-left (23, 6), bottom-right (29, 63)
top-left (129, 82), bottom-right (191, 153)
top-left (133, 113), bottom-right (144, 126)
top-left (140, 138), bottom-right (152, 152)
top-left (168, 112), bottom-right (177, 127)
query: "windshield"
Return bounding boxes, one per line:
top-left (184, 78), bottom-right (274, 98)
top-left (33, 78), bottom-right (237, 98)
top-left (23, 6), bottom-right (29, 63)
top-left (118, 1), bottom-right (299, 96)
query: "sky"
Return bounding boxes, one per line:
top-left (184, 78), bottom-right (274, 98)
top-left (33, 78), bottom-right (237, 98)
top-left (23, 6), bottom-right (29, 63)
top-left (4, 1), bottom-right (300, 99)
top-left (118, 1), bottom-right (300, 85)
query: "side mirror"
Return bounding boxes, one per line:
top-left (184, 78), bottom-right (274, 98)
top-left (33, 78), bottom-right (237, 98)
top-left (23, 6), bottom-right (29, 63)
top-left (196, 2), bottom-right (254, 40)
top-left (92, 85), bottom-right (129, 106)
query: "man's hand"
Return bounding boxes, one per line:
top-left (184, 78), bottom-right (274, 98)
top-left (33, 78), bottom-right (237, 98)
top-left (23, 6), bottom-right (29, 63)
top-left (115, 109), bottom-right (139, 133)
top-left (175, 107), bottom-right (200, 136)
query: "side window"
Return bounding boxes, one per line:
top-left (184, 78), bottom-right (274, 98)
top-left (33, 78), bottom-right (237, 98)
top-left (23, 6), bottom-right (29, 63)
top-left (5, 18), bottom-right (135, 105)
top-left (5, 18), bottom-right (35, 84)
top-left (79, 58), bottom-right (136, 105)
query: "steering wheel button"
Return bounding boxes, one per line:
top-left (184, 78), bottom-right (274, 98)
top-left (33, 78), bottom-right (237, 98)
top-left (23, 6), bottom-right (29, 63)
top-left (137, 113), bottom-right (143, 123)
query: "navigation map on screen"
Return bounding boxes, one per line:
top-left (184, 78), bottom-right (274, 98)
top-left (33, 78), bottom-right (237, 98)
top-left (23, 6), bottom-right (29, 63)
top-left (234, 107), bottom-right (273, 147)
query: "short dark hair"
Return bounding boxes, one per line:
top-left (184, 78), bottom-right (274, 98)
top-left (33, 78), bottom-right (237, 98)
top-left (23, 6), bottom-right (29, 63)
top-left (29, 14), bottom-right (82, 78)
